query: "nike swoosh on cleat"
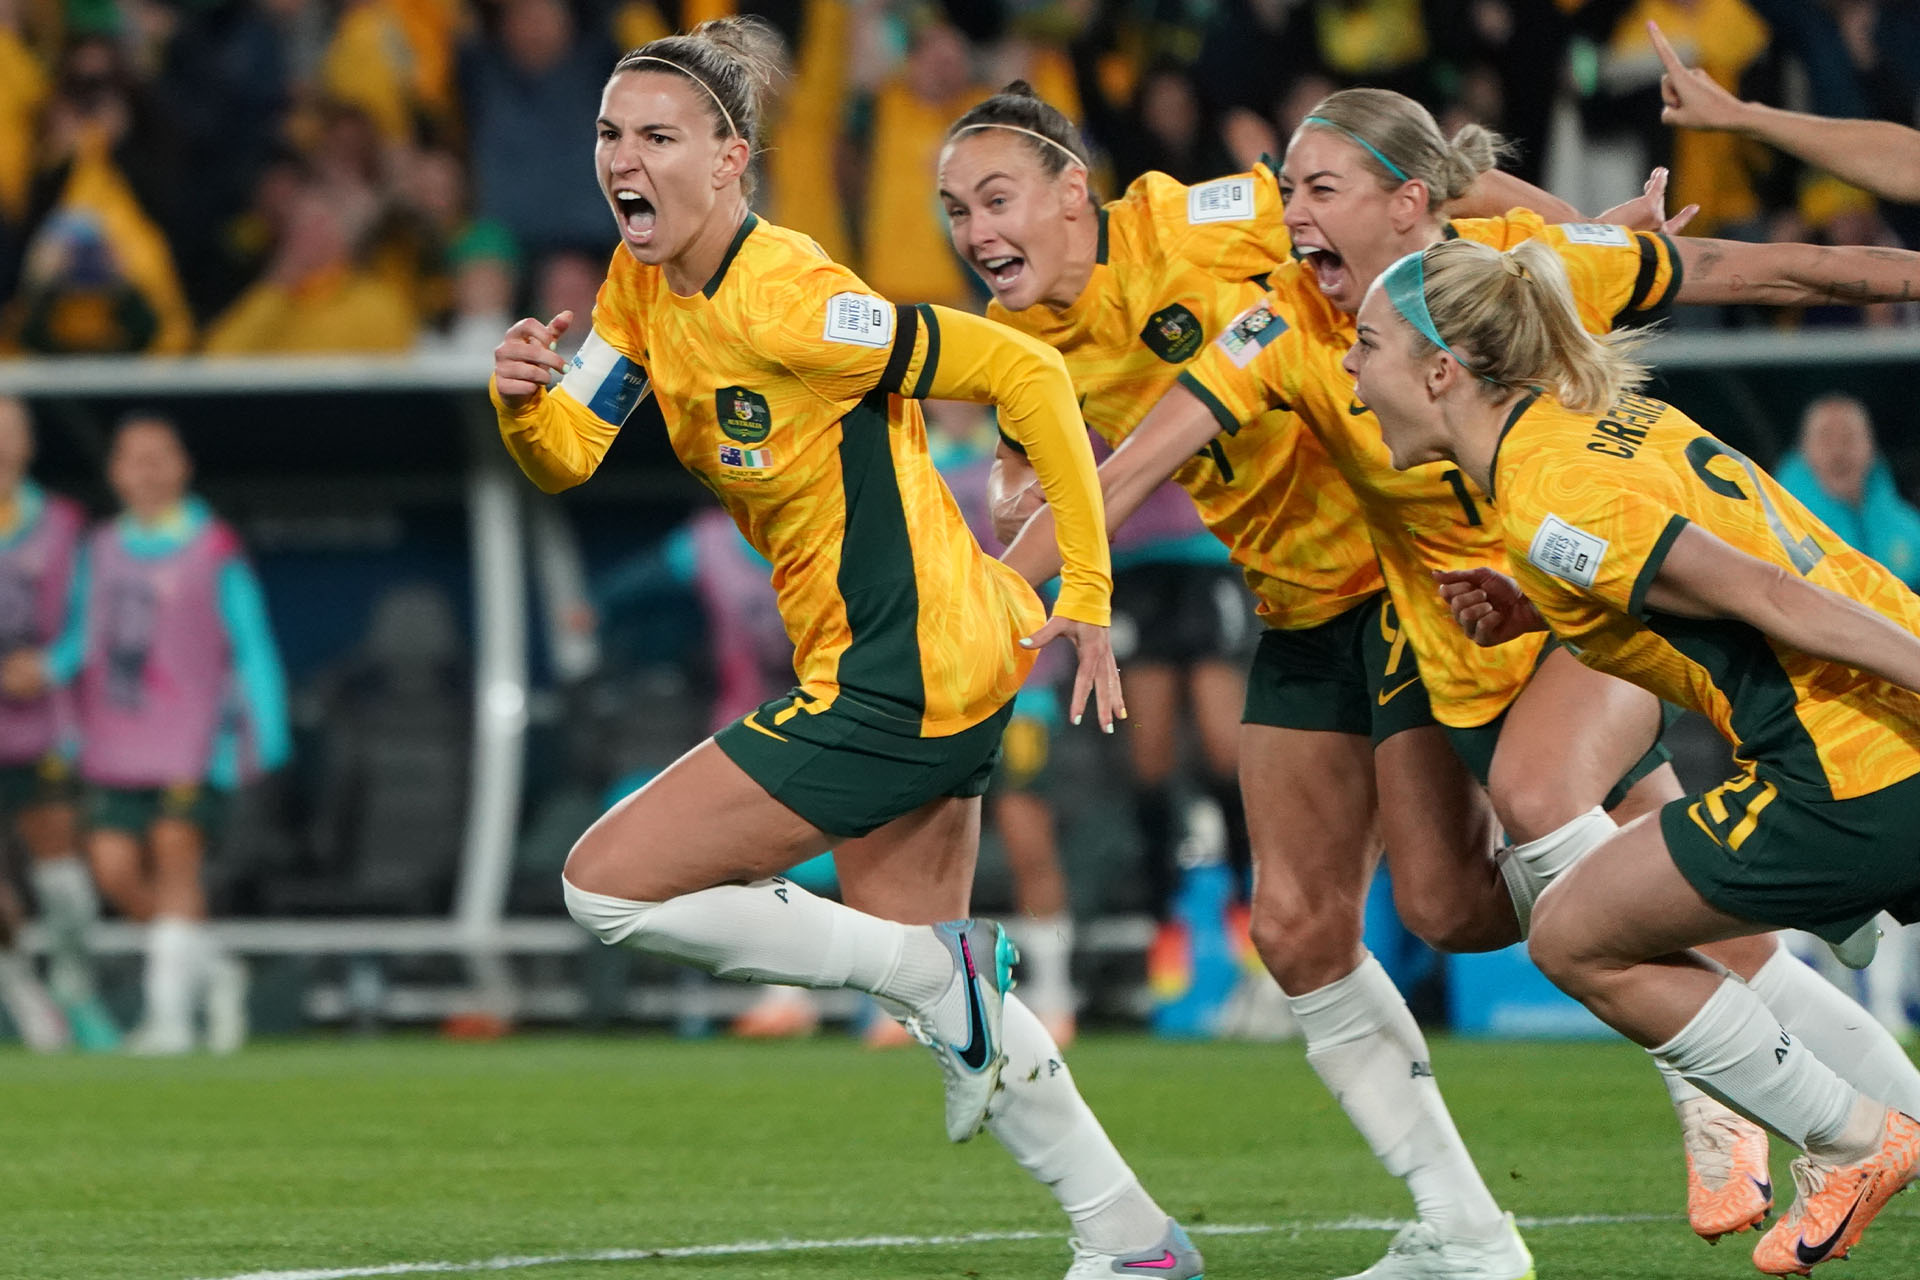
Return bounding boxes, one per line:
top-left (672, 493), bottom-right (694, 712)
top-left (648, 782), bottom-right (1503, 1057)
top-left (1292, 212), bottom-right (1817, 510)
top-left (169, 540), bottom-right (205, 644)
top-left (1121, 1252), bottom-right (1180, 1270)
top-left (1795, 1186), bottom-right (1871, 1266)
top-left (952, 934), bottom-right (993, 1072)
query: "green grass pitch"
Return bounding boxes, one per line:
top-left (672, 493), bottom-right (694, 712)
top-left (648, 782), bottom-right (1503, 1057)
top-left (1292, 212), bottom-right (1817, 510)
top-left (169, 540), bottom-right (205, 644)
top-left (4, 1035), bottom-right (1918, 1279)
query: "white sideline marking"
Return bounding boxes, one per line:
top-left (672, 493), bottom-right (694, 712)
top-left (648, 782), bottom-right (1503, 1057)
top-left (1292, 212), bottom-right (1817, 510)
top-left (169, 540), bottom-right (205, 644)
top-left (190, 1214), bottom-right (1676, 1280)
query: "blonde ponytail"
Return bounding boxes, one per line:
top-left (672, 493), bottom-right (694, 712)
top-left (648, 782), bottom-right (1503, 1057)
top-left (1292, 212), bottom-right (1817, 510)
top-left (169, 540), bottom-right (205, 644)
top-left (1391, 238), bottom-right (1650, 412)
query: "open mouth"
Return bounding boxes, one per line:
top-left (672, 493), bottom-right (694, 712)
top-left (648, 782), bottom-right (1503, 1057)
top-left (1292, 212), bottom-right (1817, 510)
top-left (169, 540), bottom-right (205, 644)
top-left (1299, 244), bottom-right (1347, 297)
top-left (614, 190), bottom-right (656, 244)
top-left (980, 255), bottom-right (1025, 292)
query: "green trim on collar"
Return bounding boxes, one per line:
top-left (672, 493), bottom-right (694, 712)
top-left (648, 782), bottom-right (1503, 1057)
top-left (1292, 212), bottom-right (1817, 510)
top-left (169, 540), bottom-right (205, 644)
top-left (702, 212), bottom-right (760, 298)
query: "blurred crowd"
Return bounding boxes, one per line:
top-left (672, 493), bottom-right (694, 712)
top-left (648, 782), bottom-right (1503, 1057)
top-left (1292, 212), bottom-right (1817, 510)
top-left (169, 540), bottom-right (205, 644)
top-left (5, 0), bottom-right (1920, 360)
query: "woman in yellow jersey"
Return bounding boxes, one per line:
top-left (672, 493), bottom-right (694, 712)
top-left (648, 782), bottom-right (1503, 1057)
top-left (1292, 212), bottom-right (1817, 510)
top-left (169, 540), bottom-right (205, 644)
top-left (934, 85), bottom-right (1594, 1275)
top-left (1351, 235), bottom-right (1920, 1277)
top-left (935, 84), bottom-right (1707, 1278)
top-left (1000, 86), bottom-right (1920, 1271)
top-left (486, 22), bottom-right (1200, 1278)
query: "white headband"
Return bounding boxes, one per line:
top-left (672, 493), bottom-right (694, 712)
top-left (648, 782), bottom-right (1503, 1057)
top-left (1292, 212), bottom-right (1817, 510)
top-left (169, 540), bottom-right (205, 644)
top-left (952, 122), bottom-right (1086, 171)
top-left (628, 55), bottom-right (739, 139)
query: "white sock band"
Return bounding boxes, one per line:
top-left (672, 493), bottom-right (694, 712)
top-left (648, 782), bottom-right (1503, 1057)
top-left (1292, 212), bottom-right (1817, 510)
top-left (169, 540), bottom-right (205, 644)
top-left (1747, 944), bottom-right (1920, 1117)
top-left (1290, 955), bottom-right (1505, 1236)
top-left (1500, 806), bottom-right (1614, 937)
top-left (1653, 976), bottom-right (1860, 1150)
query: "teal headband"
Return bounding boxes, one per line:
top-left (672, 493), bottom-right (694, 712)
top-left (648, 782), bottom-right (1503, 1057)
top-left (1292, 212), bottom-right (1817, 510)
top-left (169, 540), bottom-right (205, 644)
top-left (1379, 249), bottom-right (1502, 385)
top-left (1302, 116), bottom-right (1409, 182)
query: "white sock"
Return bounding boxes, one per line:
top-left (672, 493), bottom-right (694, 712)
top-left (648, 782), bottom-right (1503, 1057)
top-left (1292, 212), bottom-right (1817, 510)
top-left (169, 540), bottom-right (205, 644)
top-left (28, 855), bottom-right (100, 1005)
top-left (1653, 976), bottom-right (1866, 1153)
top-left (987, 993), bottom-right (1165, 1253)
top-left (1499, 806), bottom-right (1614, 936)
top-left (145, 917), bottom-right (201, 1043)
top-left (1655, 1057), bottom-right (1710, 1107)
top-left (562, 876), bottom-right (953, 1006)
top-left (1290, 954), bottom-right (1506, 1237)
top-left (1009, 913), bottom-right (1075, 1020)
top-left (1747, 945), bottom-right (1920, 1117)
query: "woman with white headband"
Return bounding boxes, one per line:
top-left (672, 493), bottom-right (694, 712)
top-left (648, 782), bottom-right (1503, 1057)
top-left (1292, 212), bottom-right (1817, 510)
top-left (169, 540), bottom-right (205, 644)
top-left (1349, 234), bottom-right (1920, 1276)
top-left (488, 19), bottom-right (1197, 1277)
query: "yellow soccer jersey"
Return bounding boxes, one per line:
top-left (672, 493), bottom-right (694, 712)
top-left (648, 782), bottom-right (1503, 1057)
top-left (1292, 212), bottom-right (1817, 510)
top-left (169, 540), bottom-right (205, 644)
top-left (989, 164), bottom-right (1381, 630)
top-left (496, 214), bottom-right (1111, 737)
top-left (1177, 213), bottom-right (1684, 727)
top-left (1494, 391), bottom-right (1920, 801)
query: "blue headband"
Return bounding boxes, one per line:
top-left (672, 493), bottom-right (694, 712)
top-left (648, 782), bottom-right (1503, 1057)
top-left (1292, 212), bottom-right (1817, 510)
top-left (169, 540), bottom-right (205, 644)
top-left (1303, 116), bottom-right (1409, 182)
top-left (1379, 249), bottom-right (1503, 385)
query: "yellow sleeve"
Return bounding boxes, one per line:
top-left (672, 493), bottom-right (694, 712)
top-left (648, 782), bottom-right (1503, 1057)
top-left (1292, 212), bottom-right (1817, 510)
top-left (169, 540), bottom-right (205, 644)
top-left (492, 379), bottom-right (627, 494)
top-left (1538, 223), bottom-right (1684, 330)
top-left (903, 305), bottom-right (1111, 627)
top-left (1505, 448), bottom-right (1688, 619)
top-left (493, 317), bottom-right (649, 493)
top-left (1157, 162), bottom-right (1293, 282)
top-left (1172, 293), bottom-right (1296, 436)
top-left (1456, 212), bottom-right (1683, 332)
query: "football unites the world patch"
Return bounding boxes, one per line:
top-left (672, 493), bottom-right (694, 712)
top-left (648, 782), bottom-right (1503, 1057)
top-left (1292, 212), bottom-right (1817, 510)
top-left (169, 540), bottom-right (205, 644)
top-left (717, 386), bottom-right (773, 444)
top-left (1140, 304), bottom-right (1204, 363)
top-left (1528, 514), bottom-right (1609, 588)
top-left (823, 291), bottom-right (895, 347)
top-left (1214, 302), bottom-right (1286, 368)
top-left (1187, 176), bottom-right (1255, 224)
top-left (1558, 223), bottom-right (1632, 247)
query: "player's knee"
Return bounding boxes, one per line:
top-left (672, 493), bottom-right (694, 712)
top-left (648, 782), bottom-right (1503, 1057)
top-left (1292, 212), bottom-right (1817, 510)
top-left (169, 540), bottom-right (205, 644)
top-left (1489, 773), bottom-right (1588, 846)
top-left (1250, 894), bottom-right (1362, 990)
top-left (1525, 886), bottom-right (1591, 993)
top-left (561, 874), bottom-right (658, 948)
top-left (1397, 898), bottom-right (1482, 954)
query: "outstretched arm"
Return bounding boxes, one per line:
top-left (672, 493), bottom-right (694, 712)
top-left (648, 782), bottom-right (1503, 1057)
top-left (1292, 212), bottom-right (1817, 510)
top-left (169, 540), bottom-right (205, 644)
top-left (1000, 381), bottom-right (1225, 588)
top-left (1646, 522), bottom-right (1920, 692)
top-left (1453, 169), bottom-right (1581, 224)
top-left (1674, 236), bottom-right (1920, 308)
top-left (908, 306), bottom-right (1110, 629)
top-left (1652, 20), bottom-right (1920, 204)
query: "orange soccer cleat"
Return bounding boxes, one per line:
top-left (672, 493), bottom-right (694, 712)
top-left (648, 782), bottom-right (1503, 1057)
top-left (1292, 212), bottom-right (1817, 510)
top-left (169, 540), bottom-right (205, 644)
top-left (1678, 1097), bottom-right (1773, 1242)
top-left (1752, 1109), bottom-right (1920, 1275)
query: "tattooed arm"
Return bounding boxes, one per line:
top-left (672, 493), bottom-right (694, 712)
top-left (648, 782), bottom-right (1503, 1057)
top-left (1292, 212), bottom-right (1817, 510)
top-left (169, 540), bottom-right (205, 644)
top-left (1673, 238), bottom-right (1920, 308)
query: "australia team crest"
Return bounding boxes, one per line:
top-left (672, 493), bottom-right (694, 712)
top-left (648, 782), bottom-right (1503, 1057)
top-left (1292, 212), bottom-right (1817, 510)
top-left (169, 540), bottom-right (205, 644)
top-left (1140, 304), bottom-right (1204, 364)
top-left (717, 386), bottom-right (773, 444)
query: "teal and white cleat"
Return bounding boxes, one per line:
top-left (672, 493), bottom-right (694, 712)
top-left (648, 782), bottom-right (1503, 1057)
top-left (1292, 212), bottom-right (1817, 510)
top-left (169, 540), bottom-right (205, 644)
top-left (1337, 1214), bottom-right (1534, 1280)
top-left (905, 919), bottom-right (1015, 1143)
top-left (1065, 1219), bottom-right (1205, 1278)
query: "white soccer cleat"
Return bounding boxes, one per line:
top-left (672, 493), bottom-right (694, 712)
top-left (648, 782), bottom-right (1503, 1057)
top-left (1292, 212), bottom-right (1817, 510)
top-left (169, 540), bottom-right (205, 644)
top-left (1337, 1214), bottom-right (1534, 1280)
top-left (204, 955), bottom-right (249, 1055)
top-left (1064, 1219), bottom-right (1205, 1278)
top-left (900, 919), bottom-right (1014, 1142)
